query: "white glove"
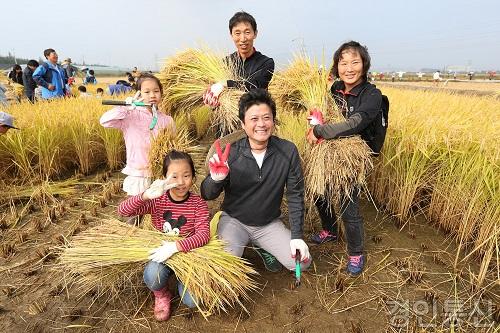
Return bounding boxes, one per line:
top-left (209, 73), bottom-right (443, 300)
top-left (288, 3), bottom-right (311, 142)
top-left (148, 241), bottom-right (179, 263)
top-left (290, 239), bottom-right (311, 262)
top-left (142, 175), bottom-right (178, 200)
top-left (203, 82), bottom-right (225, 107)
top-left (125, 91), bottom-right (143, 110)
top-left (210, 82), bottom-right (224, 96)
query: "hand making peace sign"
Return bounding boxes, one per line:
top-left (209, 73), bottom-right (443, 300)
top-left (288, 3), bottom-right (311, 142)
top-left (208, 139), bottom-right (231, 182)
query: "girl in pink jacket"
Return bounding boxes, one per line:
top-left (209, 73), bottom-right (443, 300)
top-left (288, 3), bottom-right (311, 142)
top-left (100, 74), bottom-right (175, 222)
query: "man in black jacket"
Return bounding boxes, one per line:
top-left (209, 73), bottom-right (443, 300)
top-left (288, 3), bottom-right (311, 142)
top-left (22, 60), bottom-right (39, 102)
top-left (201, 89), bottom-right (311, 272)
top-left (202, 11), bottom-right (275, 107)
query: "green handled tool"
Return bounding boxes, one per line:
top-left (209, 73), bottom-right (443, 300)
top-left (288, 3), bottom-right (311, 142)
top-left (294, 249), bottom-right (301, 287)
top-left (101, 100), bottom-right (158, 130)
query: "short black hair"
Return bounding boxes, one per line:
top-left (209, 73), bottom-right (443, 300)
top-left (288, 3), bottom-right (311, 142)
top-left (27, 60), bottom-right (39, 67)
top-left (162, 150), bottom-right (196, 178)
top-left (136, 73), bottom-right (163, 95)
top-left (96, 87), bottom-right (104, 93)
top-left (229, 11), bottom-right (257, 33)
top-left (43, 48), bottom-right (56, 59)
top-left (12, 64), bottom-right (21, 71)
top-left (78, 85), bottom-right (87, 93)
top-left (332, 41), bottom-right (371, 81)
top-left (238, 88), bottom-right (276, 122)
top-left (89, 70), bottom-right (95, 75)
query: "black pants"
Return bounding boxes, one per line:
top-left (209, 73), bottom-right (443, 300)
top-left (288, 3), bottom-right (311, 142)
top-left (315, 187), bottom-right (364, 255)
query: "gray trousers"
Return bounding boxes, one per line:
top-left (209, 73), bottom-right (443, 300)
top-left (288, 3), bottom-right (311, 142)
top-left (217, 212), bottom-right (311, 271)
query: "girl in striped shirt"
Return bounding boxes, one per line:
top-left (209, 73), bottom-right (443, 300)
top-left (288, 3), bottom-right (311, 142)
top-left (118, 150), bottom-right (210, 321)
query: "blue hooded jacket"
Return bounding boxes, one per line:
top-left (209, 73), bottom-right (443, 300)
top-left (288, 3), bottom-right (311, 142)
top-left (32, 61), bottom-right (67, 99)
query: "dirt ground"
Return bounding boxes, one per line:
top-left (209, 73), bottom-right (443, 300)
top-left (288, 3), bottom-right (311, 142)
top-left (0, 169), bottom-right (499, 332)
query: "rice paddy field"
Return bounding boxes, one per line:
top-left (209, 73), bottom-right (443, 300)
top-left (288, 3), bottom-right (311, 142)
top-left (0, 55), bottom-right (499, 332)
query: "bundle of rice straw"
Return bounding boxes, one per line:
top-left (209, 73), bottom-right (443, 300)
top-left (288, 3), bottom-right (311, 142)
top-left (148, 125), bottom-right (204, 178)
top-left (58, 219), bottom-right (258, 318)
top-left (270, 56), bottom-right (373, 207)
top-left (269, 56), bottom-right (330, 113)
top-left (158, 48), bottom-right (245, 136)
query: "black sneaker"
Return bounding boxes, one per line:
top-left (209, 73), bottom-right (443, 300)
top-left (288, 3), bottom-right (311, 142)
top-left (253, 247), bottom-right (282, 272)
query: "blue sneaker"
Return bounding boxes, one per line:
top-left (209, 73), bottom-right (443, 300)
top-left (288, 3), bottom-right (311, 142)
top-left (346, 255), bottom-right (365, 276)
top-left (253, 248), bottom-right (282, 272)
top-left (310, 230), bottom-right (337, 244)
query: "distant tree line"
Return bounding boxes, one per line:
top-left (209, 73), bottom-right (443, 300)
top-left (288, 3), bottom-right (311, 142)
top-left (0, 53), bottom-right (34, 65)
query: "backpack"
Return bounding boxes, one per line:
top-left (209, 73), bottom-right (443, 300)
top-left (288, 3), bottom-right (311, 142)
top-left (369, 94), bottom-right (389, 155)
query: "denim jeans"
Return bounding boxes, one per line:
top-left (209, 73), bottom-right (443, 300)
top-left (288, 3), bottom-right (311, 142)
top-left (143, 261), bottom-right (197, 308)
top-left (315, 187), bottom-right (364, 255)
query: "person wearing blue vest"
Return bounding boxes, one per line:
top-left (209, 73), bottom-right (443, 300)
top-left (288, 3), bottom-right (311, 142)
top-left (32, 48), bottom-right (67, 99)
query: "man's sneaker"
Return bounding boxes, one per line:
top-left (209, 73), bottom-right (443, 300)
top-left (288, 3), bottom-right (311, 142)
top-left (310, 230), bottom-right (337, 244)
top-left (253, 247), bottom-right (282, 272)
top-left (346, 254), bottom-right (365, 276)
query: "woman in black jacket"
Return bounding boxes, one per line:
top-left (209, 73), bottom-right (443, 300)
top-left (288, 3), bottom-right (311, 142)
top-left (8, 64), bottom-right (23, 85)
top-left (307, 41), bottom-right (384, 277)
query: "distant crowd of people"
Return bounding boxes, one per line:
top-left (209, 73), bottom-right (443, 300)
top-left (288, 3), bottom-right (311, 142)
top-left (2, 48), bottom-right (144, 103)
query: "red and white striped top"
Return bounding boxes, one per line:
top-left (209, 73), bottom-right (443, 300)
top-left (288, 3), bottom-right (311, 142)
top-left (118, 191), bottom-right (210, 252)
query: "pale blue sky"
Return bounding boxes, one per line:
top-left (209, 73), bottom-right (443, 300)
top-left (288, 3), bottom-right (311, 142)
top-left (3, 0), bottom-right (499, 71)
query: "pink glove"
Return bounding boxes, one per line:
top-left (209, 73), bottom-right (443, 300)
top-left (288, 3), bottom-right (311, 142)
top-left (203, 82), bottom-right (224, 107)
top-left (209, 139), bottom-right (231, 181)
top-left (307, 108), bottom-right (324, 125)
top-left (306, 109), bottom-right (324, 144)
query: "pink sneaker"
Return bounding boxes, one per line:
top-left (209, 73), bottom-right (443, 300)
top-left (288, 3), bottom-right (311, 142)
top-left (310, 230), bottom-right (337, 244)
top-left (153, 288), bottom-right (172, 321)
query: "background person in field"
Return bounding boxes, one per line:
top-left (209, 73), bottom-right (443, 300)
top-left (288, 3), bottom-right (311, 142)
top-left (119, 151), bottom-right (209, 321)
top-left (433, 70), bottom-right (441, 86)
top-left (307, 41), bottom-right (384, 276)
top-left (84, 69), bottom-right (97, 85)
top-left (100, 74), bottom-right (175, 224)
top-left (77, 85), bottom-right (90, 98)
top-left (0, 111), bottom-right (19, 135)
top-left (95, 87), bottom-right (104, 98)
top-left (202, 11), bottom-right (275, 108)
top-left (32, 48), bottom-right (68, 99)
top-left (22, 60), bottom-right (39, 102)
top-left (201, 89), bottom-right (311, 273)
top-left (62, 58), bottom-right (78, 81)
top-left (8, 64), bottom-right (23, 85)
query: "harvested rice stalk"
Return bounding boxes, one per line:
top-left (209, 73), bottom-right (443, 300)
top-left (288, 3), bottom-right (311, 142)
top-left (304, 138), bottom-right (373, 206)
top-left (192, 105), bottom-right (212, 139)
top-left (270, 56), bottom-right (333, 113)
top-left (275, 109), bottom-right (309, 157)
top-left (159, 48), bottom-right (245, 136)
top-left (148, 126), bottom-right (204, 178)
top-left (58, 219), bottom-right (258, 317)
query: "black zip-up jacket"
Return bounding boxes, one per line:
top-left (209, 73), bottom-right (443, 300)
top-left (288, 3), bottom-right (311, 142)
top-left (201, 136), bottom-right (305, 239)
top-left (22, 67), bottom-right (37, 94)
top-left (313, 80), bottom-right (382, 152)
top-left (225, 50), bottom-right (274, 90)
top-left (8, 71), bottom-right (23, 85)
